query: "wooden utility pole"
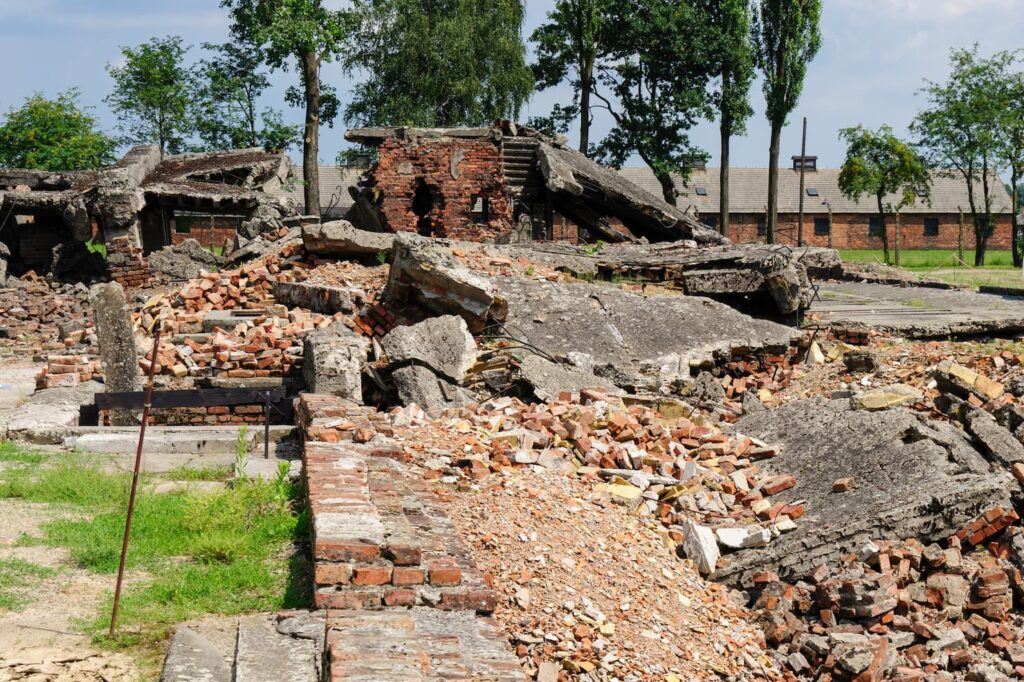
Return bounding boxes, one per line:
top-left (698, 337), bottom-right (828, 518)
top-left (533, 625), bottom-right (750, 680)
top-left (825, 200), bottom-right (833, 249)
top-left (797, 117), bottom-right (808, 246)
top-left (958, 207), bottom-right (965, 264)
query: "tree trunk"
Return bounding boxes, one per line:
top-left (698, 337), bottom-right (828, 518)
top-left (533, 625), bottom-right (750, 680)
top-left (1012, 168), bottom-right (1021, 268)
top-left (720, 118), bottom-right (731, 238)
top-left (894, 211), bottom-right (901, 268)
top-left (766, 122), bottom-right (781, 244)
top-left (876, 195), bottom-right (890, 265)
top-left (301, 50), bottom-right (321, 217)
top-left (978, 160), bottom-right (992, 267)
top-left (655, 170), bottom-right (676, 206)
top-left (579, 58), bottom-right (593, 156)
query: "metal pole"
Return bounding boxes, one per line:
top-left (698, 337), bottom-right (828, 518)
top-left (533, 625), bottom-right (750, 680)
top-left (797, 117), bottom-right (808, 247)
top-left (109, 327), bottom-right (161, 638)
top-left (264, 392), bottom-right (271, 460)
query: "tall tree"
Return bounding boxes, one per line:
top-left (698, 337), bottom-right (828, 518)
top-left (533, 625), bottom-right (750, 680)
top-left (838, 125), bottom-right (931, 266)
top-left (696, 0), bottom-right (755, 237)
top-left (912, 46), bottom-right (1013, 266)
top-left (105, 36), bottom-right (197, 154)
top-left (594, 0), bottom-right (715, 204)
top-left (344, 0), bottom-right (533, 128)
top-left (194, 41), bottom-right (301, 153)
top-left (530, 0), bottom-right (604, 154)
top-left (222, 0), bottom-right (348, 215)
top-left (0, 90), bottom-right (116, 171)
top-left (996, 61), bottom-right (1024, 266)
top-left (752, 0), bottom-right (822, 244)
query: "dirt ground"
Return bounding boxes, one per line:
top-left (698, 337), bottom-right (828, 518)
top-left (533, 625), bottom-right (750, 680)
top-left (0, 499), bottom-right (148, 681)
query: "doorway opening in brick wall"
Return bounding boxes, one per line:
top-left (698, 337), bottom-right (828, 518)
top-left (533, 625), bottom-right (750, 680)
top-left (412, 178), bottom-right (439, 237)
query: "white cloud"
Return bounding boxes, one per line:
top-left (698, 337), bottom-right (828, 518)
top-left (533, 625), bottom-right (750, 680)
top-left (833, 0), bottom-right (1019, 21)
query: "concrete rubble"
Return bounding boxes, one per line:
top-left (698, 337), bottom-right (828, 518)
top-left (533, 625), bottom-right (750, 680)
top-left (9, 137), bottom-right (1024, 682)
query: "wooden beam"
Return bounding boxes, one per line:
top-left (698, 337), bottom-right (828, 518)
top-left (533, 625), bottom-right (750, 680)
top-left (94, 387), bottom-right (287, 410)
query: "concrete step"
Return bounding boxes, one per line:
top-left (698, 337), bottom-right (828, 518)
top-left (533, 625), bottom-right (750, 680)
top-left (65, 425), bottom-right (296, 454)
top-left (234, 614), bottom-right (317, 682)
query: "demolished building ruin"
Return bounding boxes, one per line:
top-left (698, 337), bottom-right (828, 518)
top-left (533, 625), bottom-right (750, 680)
top-left (0, 146), bottom-right (294, 284)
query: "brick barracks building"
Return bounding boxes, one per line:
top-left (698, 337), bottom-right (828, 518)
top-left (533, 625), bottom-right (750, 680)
top-left (620, 156), bottom-right (1016, 250)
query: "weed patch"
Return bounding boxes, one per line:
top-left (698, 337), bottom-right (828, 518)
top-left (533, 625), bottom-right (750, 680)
top-left (0, 558), bottom-right (57, 611)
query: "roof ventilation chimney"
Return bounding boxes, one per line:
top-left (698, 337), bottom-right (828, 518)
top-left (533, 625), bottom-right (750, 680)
top-left (792, 155), bottom-right (817, 171)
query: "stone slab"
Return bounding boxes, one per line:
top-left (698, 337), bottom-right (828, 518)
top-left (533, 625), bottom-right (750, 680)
top-left (160, 627), bottom-right (231, 682)
top-left (810, 282), bottom-right (1024, 338)
top-left (235, 614), bottom-right (317, 682)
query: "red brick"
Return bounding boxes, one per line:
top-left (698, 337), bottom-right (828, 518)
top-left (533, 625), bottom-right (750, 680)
top-left (391, 567), bottom-right (425, 586)
top-left (382, 589), bottom-right (417, 607)
top-left (352, 566), bottom-right (392, 586)
top-left (428, 562), bottom-right (462, 587)
top-left (314, 563), bottom-right (353, 586)
top-left (316, 540), bottom-right (381, 563)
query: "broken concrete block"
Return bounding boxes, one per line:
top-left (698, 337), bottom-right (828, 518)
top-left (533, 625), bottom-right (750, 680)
top-left (381, 315), bottom-right (477, 383)
top-left (302, 219), bottom-right (395, 258)
top-left (385, 233), bottom-right (496, 331)
top-left (302, 324), bottom-right (369, 401)
top-left (716, 526), bottom-right (771, 550)
top-left (148, 238), bottom-right (222, 280)
top-left (517, 354), bottom-right (619, 403)
top-left (89, 282), bottom-right (141, 426)
top-left (392, 364), bottom-right (473, 412)
top-left (688, 371), bottom-right (726, 404)
top-left (682, 519), bottom-right (720, 575)
top-left (852, 384), bottom-right (922, 411)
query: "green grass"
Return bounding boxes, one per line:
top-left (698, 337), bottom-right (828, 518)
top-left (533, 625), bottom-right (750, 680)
top-left (161, 464), bottom-right (232, 482)
top-left (0, 443), bottom-right (309, 649)
top-left (0, 558), bottom-right (56, 611)
top-left (85, 240), bottom-right (108, 259)
top-left (839, 249), bottom-right (1014, 269)
top-left (0, 441), bottom-right (45, 465)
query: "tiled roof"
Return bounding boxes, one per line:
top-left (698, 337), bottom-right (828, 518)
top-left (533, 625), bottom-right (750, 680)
top-left (273, 165), bottom-right (367, 217)
top-left (616, 167), bottom-right (1015, 217)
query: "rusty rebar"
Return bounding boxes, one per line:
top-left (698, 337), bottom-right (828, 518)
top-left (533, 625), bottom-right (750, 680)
top-left (109, 327), bottom-right (161, 638)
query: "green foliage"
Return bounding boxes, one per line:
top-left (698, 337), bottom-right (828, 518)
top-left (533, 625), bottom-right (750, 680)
top-left (194, 41), bottom-right (300, 152)
top-left (234, 425), bottom-right (249, 481)
top-left (105, 36), bottom-right (197, 154)
top-left (0, 90), bottom-right (116, 171)
top-left (0, 558), bottom-right (57, 611)
top-left (752, 0), bottom-right (822, 129)
top-left (0, 441), bottom-right (44, 465)
top-left (0, 454), bottom-right (129, 508)
top-left (593, 0), bottom-right (715, 203)
top-left (911, 46), bottom-right (1018, 266)
top-left (838, 125), bottom-right (931, 265)
top-left (375, 250), bottom-right (388, 265)
top-left (581, 239), bottom-right (605, 255)
top-left (530, 0), bottom-right (605, 152)
top-left (344, 0), bottom-right (533, 128)
top-left (85, 240), bottom-right (108, 259)
top-left (699, 0), bottom-right (755, 137)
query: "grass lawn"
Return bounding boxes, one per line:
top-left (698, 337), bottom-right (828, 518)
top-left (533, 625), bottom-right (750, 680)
top-left (839, 249), bottom-right (1024, 290)
top-left (0, 443), bottom-right (309, 650)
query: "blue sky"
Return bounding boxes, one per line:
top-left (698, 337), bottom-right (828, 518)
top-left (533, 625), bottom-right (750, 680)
top-left (0, 0), bottom-right (1021, 171)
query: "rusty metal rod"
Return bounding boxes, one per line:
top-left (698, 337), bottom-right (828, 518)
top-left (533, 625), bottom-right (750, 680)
top-left (109, 327), bottom-right (161, 638)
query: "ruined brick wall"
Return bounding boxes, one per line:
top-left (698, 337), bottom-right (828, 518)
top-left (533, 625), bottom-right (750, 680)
top-left (106, 236), bottom-right (153, 288)
top-left (170, 215), bottom-right (239, 248)
top-left (725, 213), bottom-right (1014, 251)
top-left (371, 137), bottom-right (511, 241)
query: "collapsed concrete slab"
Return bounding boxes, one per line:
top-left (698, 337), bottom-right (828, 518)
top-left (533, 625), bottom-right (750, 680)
top-left (493, 277), bottom-right (798, 392)
top-left (717, 399), bottom-right (1012, 587)
top-left (381, 315), bottom-right (477, 383)
top-left (0, 381), bottom-right (101, 444)
top-left (809, 282), bottom-right (1024, 338)
top-left (274, 281), bottom-right (360, 315)
top-left (302, 220), bottom-right (395, 258)
top-left (302, 324), bottom-right (369, 401)
top-left (384, 233), bottom-right (497, 331)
